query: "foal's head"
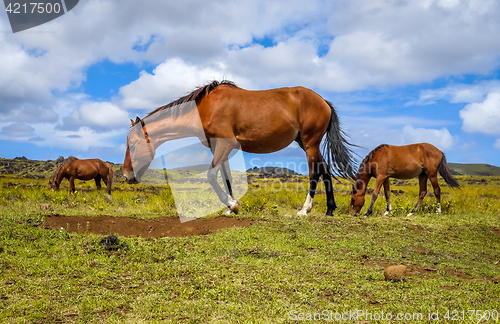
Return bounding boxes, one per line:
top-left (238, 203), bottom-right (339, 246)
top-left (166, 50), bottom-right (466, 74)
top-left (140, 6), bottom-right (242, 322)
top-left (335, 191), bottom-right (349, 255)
top-left (350, 180), bottom-right (366, 215)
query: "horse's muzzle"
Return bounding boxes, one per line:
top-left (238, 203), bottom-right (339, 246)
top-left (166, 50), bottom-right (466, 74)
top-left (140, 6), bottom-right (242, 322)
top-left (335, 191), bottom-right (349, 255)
top-left (124, 175), bottom-right (138, 184)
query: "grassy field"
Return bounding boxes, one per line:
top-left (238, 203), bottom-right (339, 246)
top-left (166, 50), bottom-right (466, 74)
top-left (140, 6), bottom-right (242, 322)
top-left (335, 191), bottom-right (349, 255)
top-left (1, 165), bottom-right (500, 323)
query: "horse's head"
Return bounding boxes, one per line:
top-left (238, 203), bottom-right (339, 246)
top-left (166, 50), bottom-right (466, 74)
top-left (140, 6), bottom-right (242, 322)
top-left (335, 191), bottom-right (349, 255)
top-left (48, 180), bottom-right (56, 191)
top-left (123, 117), bottom-right (155, 184)
top-left (350, 180), bottom-right (366, 215)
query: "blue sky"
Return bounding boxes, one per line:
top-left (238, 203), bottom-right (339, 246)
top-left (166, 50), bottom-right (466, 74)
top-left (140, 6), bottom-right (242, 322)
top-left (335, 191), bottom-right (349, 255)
top-left (1, 0), bottom-right (500, 174)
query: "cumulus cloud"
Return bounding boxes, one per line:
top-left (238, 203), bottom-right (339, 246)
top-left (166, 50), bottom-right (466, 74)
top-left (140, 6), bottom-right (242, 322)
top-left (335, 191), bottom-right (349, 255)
top-left (405, 80), bottom-right (500, 106)
top-left (349, 124), bottom-right (456, 154)
top-left (459, 92), bottom-right (500, 136)
top-left (401, 125), bottom-right (456, 151)
top-left (58, 101), bottom-right (130, 131)
top-left (119, 58), bottom-right (244, 110)
top-left (0, 123), bottom-right (35, 137)
top-left (494, 139), bottom-right (500, 150)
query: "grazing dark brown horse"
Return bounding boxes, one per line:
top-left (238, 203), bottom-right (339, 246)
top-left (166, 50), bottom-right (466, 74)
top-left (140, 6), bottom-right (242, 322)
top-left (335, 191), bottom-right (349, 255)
top-left (122, 80), bottom-right (356, 216)
top-left (50, 157), bottom-right (114, 195)
top-left (350, 143), bottom-right (459, 217)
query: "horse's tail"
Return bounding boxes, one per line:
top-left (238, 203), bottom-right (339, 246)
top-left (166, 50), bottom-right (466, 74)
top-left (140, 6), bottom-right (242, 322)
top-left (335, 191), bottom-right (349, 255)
top-left (438, 153), bottom-right (460, 188)
top-left (106, 164), bottom-right (114, 194)
top-left (321, 100), bottom-right (358, 179)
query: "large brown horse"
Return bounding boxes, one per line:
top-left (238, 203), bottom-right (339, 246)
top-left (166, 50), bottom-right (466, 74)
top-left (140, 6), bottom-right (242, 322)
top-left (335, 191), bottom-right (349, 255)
top-left (350, 143), bottom-right (459, 217)
top-left (50, 157), bottom-right (114, 195)
top-left (122, 80), bottom-right (356, 216)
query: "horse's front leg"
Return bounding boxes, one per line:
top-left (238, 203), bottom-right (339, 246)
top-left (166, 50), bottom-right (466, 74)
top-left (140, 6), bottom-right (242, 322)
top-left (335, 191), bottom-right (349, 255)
top-left (68, 176), bottom-right (76, 193)
top-left (364, 177), bottom-right (385, 217)
top-left (207, 164), bottom-right (239, 215)
top-left (382, 178), bottom-right (391, 216)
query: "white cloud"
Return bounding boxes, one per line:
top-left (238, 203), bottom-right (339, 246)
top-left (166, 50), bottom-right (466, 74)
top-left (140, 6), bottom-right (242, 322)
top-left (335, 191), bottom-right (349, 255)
top-left (119, 58), bottom-right (245, 110)
top-left (494, 139), bottom-right (500, 150)
top-left (59, 102), bottom-right (130, 131)
top-left (460, 141), bottom-right (477, 152)
top-left (349, 125), bottom-right (456, 154)
top-left (406, 80), bottom-right (500, 106)
top-left (0, 123), bottom-right (35, 137)
top-left (459, 92), bottom-right (500, 136)
top-left (401, 125), bottom-right (456, 151)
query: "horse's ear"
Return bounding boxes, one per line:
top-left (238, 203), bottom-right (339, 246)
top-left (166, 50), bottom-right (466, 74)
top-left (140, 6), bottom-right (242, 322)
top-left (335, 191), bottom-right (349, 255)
top-left (135, 116), bottom-right (141, 123)
top-left (130, 119), bottom-right (135, 126)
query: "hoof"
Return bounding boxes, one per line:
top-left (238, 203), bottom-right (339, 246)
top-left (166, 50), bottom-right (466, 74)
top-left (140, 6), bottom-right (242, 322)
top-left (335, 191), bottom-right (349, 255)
top-left (297, 210), bottom-right (307, 217)
top-left (229, 200), bottom-right (239, 214)
top-left (223, 207), bottom-right (231, 215)
top-left (383, 211), bottom-right (390, 216)
top-left (406, 213), bottom-right (414, 217)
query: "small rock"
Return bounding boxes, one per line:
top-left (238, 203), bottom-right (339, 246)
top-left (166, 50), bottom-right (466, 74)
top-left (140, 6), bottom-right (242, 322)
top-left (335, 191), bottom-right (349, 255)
top-left (384, 265), bottom-right (407, 281)
top-left (40, 203), bottom-right (53, 211)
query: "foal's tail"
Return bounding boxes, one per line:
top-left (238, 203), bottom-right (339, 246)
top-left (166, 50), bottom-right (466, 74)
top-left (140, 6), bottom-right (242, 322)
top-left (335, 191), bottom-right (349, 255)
top-left (106, 164), bottom-right (114, 194)
top-left (438, 153), bottom-right (460, 188)
top-left (322, 100), bottom-right (358, 179)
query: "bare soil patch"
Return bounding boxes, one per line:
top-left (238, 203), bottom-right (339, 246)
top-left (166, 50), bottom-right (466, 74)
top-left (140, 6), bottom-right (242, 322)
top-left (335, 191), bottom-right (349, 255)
top-left (44, 214), bottom-right (253, 238)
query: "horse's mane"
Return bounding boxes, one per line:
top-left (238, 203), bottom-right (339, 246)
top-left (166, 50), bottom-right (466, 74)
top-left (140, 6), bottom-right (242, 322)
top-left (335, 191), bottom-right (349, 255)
top-left (355, 144), bottom-right (388, 180)
top-left (145, 80), bottom-right (238, 119)
top-left (51, 156), bottom-right (77, 182)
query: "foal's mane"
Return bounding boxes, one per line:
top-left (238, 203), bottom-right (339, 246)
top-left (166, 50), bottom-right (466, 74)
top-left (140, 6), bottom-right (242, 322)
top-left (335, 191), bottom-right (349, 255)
top-left (355, 144), bottom-right (388, 180)
top-left (145, 80), bottom-right (238, 119)
top-left (51, 156), bottom-right (77, 182)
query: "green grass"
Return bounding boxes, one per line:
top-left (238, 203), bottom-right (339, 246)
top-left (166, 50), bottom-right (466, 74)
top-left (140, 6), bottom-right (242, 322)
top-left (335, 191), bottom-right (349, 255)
top-left (1, 174), bottom-right (500, 323)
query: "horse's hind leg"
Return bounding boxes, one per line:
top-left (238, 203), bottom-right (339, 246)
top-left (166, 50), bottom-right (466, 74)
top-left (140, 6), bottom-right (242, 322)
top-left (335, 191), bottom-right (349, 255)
top-left (428, 173), bottom-right (441, 213)
top-left (408, 172), bottom-right (427, 216)
top-left (319, 157), bottom-right (336, 216)
top-left (383, 178), bottom-right (391, 216)
top-left (297, 147), bottom-right (321, 216)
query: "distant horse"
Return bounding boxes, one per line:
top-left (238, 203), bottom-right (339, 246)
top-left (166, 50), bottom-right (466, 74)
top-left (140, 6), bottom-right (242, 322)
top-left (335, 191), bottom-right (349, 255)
top-left (123, 80), bottom-right (357, 216)
top-left (350, 143), bottom-right (459, 217)
top-left (50, 157), bottom-right (114, 195)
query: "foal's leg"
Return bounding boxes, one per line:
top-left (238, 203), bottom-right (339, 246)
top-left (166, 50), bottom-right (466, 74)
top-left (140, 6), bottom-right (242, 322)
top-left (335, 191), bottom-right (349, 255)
top-left (428, 173), bottom-right (441, 213)
top-left (364, 176), bottom-right (385, 217)
top-left (383, 178), bottom-right (392, 216)
top-left (408, 172), bottom-right (427, 216)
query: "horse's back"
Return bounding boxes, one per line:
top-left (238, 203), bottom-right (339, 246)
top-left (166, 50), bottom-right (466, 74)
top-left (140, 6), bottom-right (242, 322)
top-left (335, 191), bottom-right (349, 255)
top-left (198, 85), bottom-right (331, 153)
top-left (372, 143), bottom-right (442, 179)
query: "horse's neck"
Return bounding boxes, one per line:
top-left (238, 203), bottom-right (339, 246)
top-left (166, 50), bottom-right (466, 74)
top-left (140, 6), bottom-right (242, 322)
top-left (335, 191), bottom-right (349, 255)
top-left (144, 108), bottom-right (204, 150)
top-left (356, 160), bottom-right (373, 191)
top-left (55, 168), bottom-right (66, 186)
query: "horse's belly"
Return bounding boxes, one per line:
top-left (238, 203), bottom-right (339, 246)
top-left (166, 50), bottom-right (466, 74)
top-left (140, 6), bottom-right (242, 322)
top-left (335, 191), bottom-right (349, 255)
top-left (236, 130), bottom-right (298, 154)
top-left (390, 168), bottom-right (423, 179)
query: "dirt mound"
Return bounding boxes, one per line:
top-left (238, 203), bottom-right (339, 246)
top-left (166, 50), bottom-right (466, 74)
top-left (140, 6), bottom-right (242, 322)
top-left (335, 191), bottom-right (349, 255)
top-left (44, 214), bottom-right (253, 238)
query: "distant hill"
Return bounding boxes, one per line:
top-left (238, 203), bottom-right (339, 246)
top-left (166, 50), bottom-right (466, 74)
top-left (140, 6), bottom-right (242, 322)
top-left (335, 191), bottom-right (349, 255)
top-left (449, 163), bottom-right (500, 176)
top-left (246, 166), bottom-right (299, 175)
